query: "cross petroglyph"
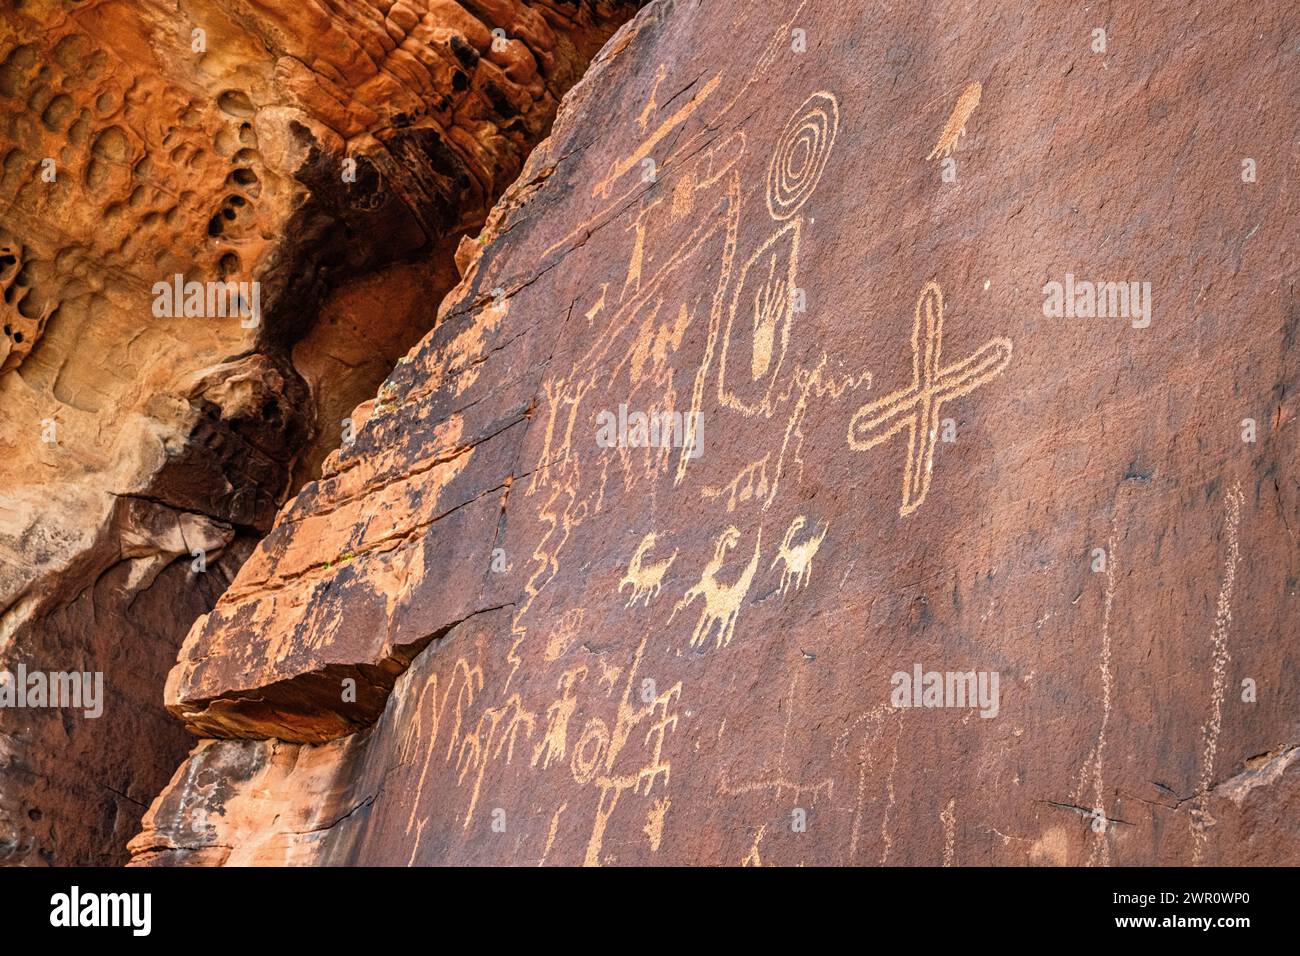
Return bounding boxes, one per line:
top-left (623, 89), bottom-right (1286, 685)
top-left (848, 281), bottom-right (1012, 517)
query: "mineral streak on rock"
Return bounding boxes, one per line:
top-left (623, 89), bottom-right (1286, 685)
top-left (135, 0), bottom-right (1297, 866)
top-left (0, 0), bottom-right (639, 865)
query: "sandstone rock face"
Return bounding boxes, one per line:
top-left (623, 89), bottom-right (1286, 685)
top-left (131, 0), bottom-right (1299, 867)
top-left (0, 0), bottom-right (636, 865)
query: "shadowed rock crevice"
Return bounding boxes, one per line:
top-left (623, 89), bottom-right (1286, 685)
top-left (0, 0), bottom-right (641, 866)
top-left (170, 602), bottom-right (516, 742)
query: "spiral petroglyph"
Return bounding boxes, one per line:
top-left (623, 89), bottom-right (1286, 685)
top-left (765, 91), bottom-right (839, 221)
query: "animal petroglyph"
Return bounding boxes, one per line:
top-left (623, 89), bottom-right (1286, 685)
top-left (767, 91), bottom-right (839, 220)
top-left (672, 526), bottom-right (763, 650)
top-left (619, 533), bottom-right (678, 607)
top-left (926, 82), bottom-right (982, 161)
top-left (848, 281), bottom-right (1012, 517)
top-left (771, 515), bottom-right (828, 594)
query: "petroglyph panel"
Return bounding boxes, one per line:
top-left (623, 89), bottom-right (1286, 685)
top-left (135, 0), bottom-right (1299, 867)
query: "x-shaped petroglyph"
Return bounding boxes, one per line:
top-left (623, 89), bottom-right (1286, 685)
top-left (848, 282), bottom-right (1012, 517)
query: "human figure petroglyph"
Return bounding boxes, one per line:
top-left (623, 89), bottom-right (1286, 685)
top-left (532, 665), bottom-right (586, 770)
top-left (570, 635), bottom-right (682, 865)
top-left (619, 532), bottom-right (678, 607)
top-left (644, 797), bottom-right (670, 852)
top-left (771, 515), bottom-right (828, 594)
top-left (455, 693), bottom-right (536, 829)
top-left (848, 281), bottom-right (1012, 517)
top-left (672, 525), bottom-right (763, 650)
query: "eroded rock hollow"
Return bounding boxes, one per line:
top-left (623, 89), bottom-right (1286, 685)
top-left (0, 0), bottom-right (637, 866)
top-left (126, 0), bottom-right (1297, 866)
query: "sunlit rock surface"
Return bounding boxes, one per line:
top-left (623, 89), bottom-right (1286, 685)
top-left (0, 0), bottom-right (636, 866)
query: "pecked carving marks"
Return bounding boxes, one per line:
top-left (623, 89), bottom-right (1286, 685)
top-left (848, 281), bottom-right (1012, 517)
top-left (926, 82), bottom-right (982, 161)
top-left (766, 91), bottom-right (839, 221)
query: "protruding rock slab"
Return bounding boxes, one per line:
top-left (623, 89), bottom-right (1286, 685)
top-left (0, 0), bottom-right (637, 865)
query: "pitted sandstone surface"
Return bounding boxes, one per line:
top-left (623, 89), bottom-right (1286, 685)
top-left (0, 0), bottom-right (637, 866)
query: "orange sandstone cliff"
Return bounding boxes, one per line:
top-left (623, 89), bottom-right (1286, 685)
top-left (0, 0), bottom-right (637, 866)
top-left (0, 0), bottom-right (1295, 869)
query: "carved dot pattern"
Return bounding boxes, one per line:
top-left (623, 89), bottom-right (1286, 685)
top-left (765, 91), bottom-right (839, 221)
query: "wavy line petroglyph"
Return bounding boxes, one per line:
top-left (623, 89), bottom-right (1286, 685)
top-left (516, 133), bottom-right (746, 680)
top-left (1073, 523), bottom-right (1117, 867)
top-left (926, 82), bottom-right (982, 161)
top-left (1192, 480), bottom-right (1244, 865)
top-left (848, 281), bottom-right (1012, 517)
top-left (941, 798), bottom-right (957, 866)
top-left (618, 532), bottom-right (678, 606)
top-left (770, 515), bottom-right (828, 594)
top-left (767, 91), bottom-right (839, 220)
top-left (671, 526), bottom-right (763, 650)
